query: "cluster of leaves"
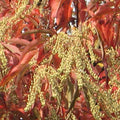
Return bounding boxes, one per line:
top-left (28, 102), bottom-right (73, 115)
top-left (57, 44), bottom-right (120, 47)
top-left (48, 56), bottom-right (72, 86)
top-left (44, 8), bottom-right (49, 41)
top-left (0, 0), bottom-right (120, 119)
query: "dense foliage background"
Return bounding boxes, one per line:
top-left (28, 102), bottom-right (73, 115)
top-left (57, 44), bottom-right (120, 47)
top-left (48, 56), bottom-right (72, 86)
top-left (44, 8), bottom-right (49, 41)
top-left (0, 0), bottom-right (120, 119)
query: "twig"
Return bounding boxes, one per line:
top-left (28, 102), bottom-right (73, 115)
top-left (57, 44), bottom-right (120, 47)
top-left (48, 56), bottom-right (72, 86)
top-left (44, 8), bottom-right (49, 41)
top-left (22, 29), bottom-right (57, 36)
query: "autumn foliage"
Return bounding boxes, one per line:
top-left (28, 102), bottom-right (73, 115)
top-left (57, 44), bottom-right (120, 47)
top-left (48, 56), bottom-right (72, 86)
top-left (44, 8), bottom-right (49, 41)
top-left (0, 0), bottom-right (120, 119)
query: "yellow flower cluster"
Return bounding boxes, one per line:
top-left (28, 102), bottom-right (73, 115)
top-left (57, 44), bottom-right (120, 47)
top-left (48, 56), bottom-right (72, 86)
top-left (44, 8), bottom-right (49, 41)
top-left (0, 0), bottom-right (39, 41)
top-left (89, 91), bottom-right (103, 120)
top-left (25, 28), bottom-right (102, 117)
top-left (0, 43), bottom-right (8, 76)
top-left (24, 65), bottom-right (46, 112)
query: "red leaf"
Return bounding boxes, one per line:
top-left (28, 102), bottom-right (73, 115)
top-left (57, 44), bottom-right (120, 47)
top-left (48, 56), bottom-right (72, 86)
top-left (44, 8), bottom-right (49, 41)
top-left (111, 86), bottom-right (118, 93)
top-left (70, 71), bottom-right (77, 84)
top-left (37, 45), bottom-right (45, 64)
top-left (8, 38), bottom-right (30, 46)
top-left (49, 0), bottom-right (72, 30)
top-left (0, 93), bottom-right (6, 109)
top-left (56, 0), bottom-right (72, 30)
top-left (52, 54), bottom-right (61, 69)
top-left (12, 20), bottom-right (25, 38)
top-left (96, 20), bottom-right (115, 47)
top-left (2, 43), bottom-right (21, 55)
top-left (49, 0), bottom-right (66, 20)
top-left (92, 2), bottom-right (120, 20)
top-left (37, 45), bottom-right (51, 64)
top-left (20, 39), bottom-right (41, 60)
top-left (115, 0), bottom-right (120, 7)
top-left (0, 50), bottom-right (38, 86)
top-left (78, 0), bottom-right (87, 23)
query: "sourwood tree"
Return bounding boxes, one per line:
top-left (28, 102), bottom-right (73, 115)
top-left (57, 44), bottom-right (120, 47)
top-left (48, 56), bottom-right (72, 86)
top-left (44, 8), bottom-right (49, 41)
top-left (0, 0), bottom-right (120, 119)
